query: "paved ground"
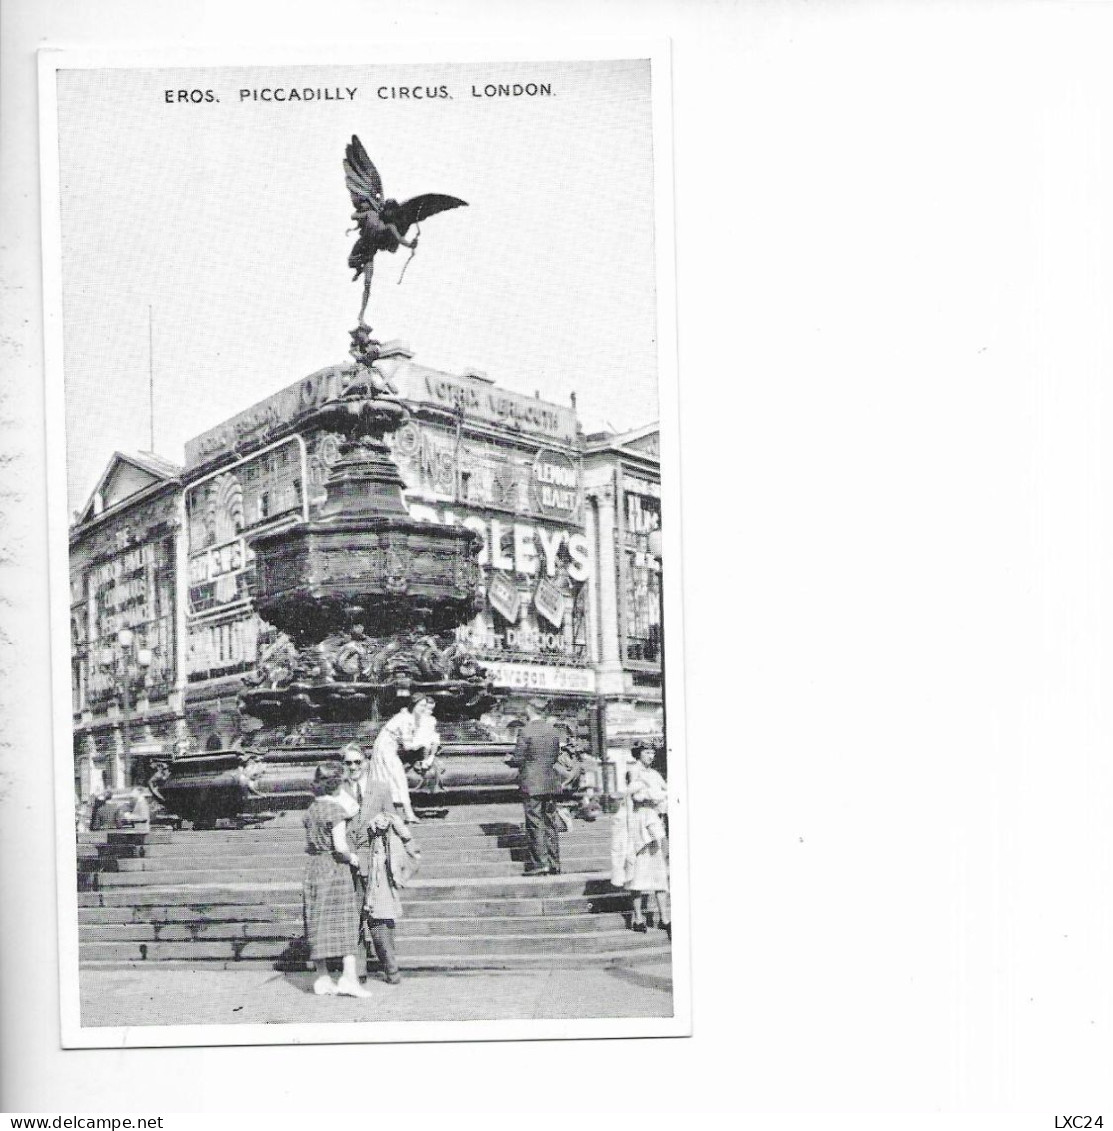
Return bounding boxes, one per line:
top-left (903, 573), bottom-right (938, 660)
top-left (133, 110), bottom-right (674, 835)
top-left (79, 960), bottom-right (674, 1027)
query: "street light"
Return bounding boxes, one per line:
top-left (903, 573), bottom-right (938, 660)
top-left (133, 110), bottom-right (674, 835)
top-left (644, 526), bottom-right (666, 776)
top-left (644, 528), bottom-right (664, 664)
top-left (99, 628), bottom-right (153, 789)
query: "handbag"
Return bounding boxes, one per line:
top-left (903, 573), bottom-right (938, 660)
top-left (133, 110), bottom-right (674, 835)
top-left (386, 826), bottom-right (421, 887)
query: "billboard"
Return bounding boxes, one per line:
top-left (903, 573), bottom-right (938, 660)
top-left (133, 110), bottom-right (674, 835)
top-left (184, 437), bottom-right (306, 617)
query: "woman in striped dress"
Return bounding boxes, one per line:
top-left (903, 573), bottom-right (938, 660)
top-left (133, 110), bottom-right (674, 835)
top-left (303, 761), bottom-right (372, 998)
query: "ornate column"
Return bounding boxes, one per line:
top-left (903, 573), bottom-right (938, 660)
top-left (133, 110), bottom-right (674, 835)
top-left (587, 480), bottom-right (624, 693)
top-left (582, 493), bottom-right (600, 664)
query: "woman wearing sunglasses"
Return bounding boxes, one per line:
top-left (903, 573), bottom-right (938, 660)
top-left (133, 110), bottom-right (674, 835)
top-left (302, 759), bottom-right (373, 998)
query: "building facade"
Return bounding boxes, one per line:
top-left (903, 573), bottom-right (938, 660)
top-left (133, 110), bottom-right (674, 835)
top-left (69, 355), bottom-right (664, 797)
top-left (69, 452), bottom-right (186, 799)
top-left (583, 426), bottom-right (665, 782)
top-left (177, 347), bottom-right (598, 750)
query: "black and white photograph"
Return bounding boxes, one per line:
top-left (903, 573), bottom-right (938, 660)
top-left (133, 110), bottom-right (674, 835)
top-left (12, 0), bottom-right (1113, 1121)
top-left (41, 47), bottom-right (687, 1046)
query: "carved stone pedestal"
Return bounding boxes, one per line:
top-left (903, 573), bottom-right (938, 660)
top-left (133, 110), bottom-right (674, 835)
top-left (158, 353), bottom-right (501, 823)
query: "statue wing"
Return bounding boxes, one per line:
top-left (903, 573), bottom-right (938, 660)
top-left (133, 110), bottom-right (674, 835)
top-left (344, 135), bottom-right (384, 210)
top-left (394, 193), bottom-right (468, 234)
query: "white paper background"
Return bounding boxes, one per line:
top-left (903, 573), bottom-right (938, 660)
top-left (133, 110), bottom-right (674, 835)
top-left (4, 0), bottom-right (1113, 1121)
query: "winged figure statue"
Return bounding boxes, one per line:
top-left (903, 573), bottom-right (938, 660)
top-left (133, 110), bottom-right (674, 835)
top-left (344, 135), bottom-right (468, 325)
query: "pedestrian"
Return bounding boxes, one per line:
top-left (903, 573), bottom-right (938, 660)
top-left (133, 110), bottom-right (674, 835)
top-left (89, 786), bottom-right (150, 831)
top-left (611, 746), bottom-right (671, 936)
top-left (360, 772), bottom-right (421, 985)
top-left (338, 742), bottom-right (417, 985)
top-left (115, 787), bottom-right (151, 832)
top-left (364, 695), bottom-right (438, 823)
top-left (403, 696), bottom-right (446, 798)
top-left (88, 787), bottom-right (112, 831)
top-left (302, 761), bottom-right (372, 998)
top-left (75, 789), bottom-right (97, 832)
top-left (555, 739), bottom-right (602, 821)
top-left (507, 698), bottom-right (564, 876)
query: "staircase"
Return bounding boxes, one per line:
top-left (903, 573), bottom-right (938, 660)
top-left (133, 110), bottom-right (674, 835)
top-left (77, 804), bottom-right (671, 970)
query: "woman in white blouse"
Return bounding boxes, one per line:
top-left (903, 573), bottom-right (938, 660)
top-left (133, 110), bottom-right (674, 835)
top-left (366, 695), bottom-right (438, 823)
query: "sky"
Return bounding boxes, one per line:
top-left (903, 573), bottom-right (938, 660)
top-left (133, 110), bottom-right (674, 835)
top-left (53, 58), bottom-right (661, 513)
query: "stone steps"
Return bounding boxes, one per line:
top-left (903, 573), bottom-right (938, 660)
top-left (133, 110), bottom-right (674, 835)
top-left (94, 856), bottom-right (610, 885)
top-left (111, 835), bottom-right (610, 865)
top-left (80, 926), bottom-right (666, 964)
top-left (80, 827), bottom-right (609, 850)
top-left (79, 891), bottom-right (629, 922)
top-left (81, 873), bottom-right (618, 904)
top-left (79, 947), bottom-right (670, 972)
top-left (76, 805), bottom-right (568, 842)
top-left (76, 806), bottom-right (668, 970)
top-left (81, 911), bottom-right (632, 942)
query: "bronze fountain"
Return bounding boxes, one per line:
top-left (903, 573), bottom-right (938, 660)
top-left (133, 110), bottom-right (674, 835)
top-left (156, 137), bottom-right (500, 826)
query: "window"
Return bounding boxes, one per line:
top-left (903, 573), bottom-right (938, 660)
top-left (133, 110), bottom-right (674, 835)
top-left (623, 550), bottom-right (662, 663)
top-left (571, 584), bottom-right (588, 651)
top-left (622, 490), bottom-right (662, 663)
top-left (72, 655), bottom-right (87, 714)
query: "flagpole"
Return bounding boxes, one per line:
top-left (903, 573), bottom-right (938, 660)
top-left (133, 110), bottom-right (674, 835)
top-left (148, 305), bottom-right (154, 451)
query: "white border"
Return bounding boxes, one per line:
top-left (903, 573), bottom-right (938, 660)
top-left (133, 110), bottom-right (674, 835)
top-left (41, 39), bottom-right (689, 1050)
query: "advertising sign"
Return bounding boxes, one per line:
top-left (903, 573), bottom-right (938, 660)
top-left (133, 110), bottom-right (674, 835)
top-left (407, 502), bottom-right (591, 581)
top-left (416, 373), bottom-right (577, 444)
top-left (184, 360), bottom-right (581, 468)
top-left (186, 438), bottom-right (306, 615)
top-left (487, 572), bottom-right (521, 622)
top-left (531, 449), bottom-right (579, 520)
top-left (187, 537), bottom-right (252, 614)
top-left (605, 701), bottom-right (665, 738)
top-left (184, 365), bottom-right (349, 468)
top-left (186, 615), bottom-right (262, 682)
top-left (483, 661), bottom-right (596, 694)
top-left (84, 535), bottom-right (177, 700)
top-left (533, 577), bottom-right (566, 629)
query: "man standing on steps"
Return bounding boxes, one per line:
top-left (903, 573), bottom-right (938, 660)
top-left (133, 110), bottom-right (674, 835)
top-left (508, 699), bottom-right (563, 876)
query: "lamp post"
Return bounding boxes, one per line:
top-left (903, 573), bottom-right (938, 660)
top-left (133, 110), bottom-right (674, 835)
top-left (645, 527), bottom-right (666, 776)
top-left (99, 628), bottom-right (153, 789)
top-left (645, 528), bottom-right (664, 664)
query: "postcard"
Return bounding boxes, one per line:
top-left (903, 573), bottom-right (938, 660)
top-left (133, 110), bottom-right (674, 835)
top-left (40, 42), bottom-right (687, 1048)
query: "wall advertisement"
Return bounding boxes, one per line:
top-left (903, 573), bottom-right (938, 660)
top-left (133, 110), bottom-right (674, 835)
top-left (411, 499), bottom-right (589, 661)
top-left (481, 661), bottom-right (597, 694)
top-left (383, 419), bottom-right (583, 524)
top-left (185, 438), bottom-right (307, 677)
top-left (83, 534), bottom-right (177, 702)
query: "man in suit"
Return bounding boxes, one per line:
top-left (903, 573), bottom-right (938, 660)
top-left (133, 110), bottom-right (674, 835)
top-left (340, 742), bottom-right (403, 984)
top-left (508, 699), bottom-right (563, 876)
